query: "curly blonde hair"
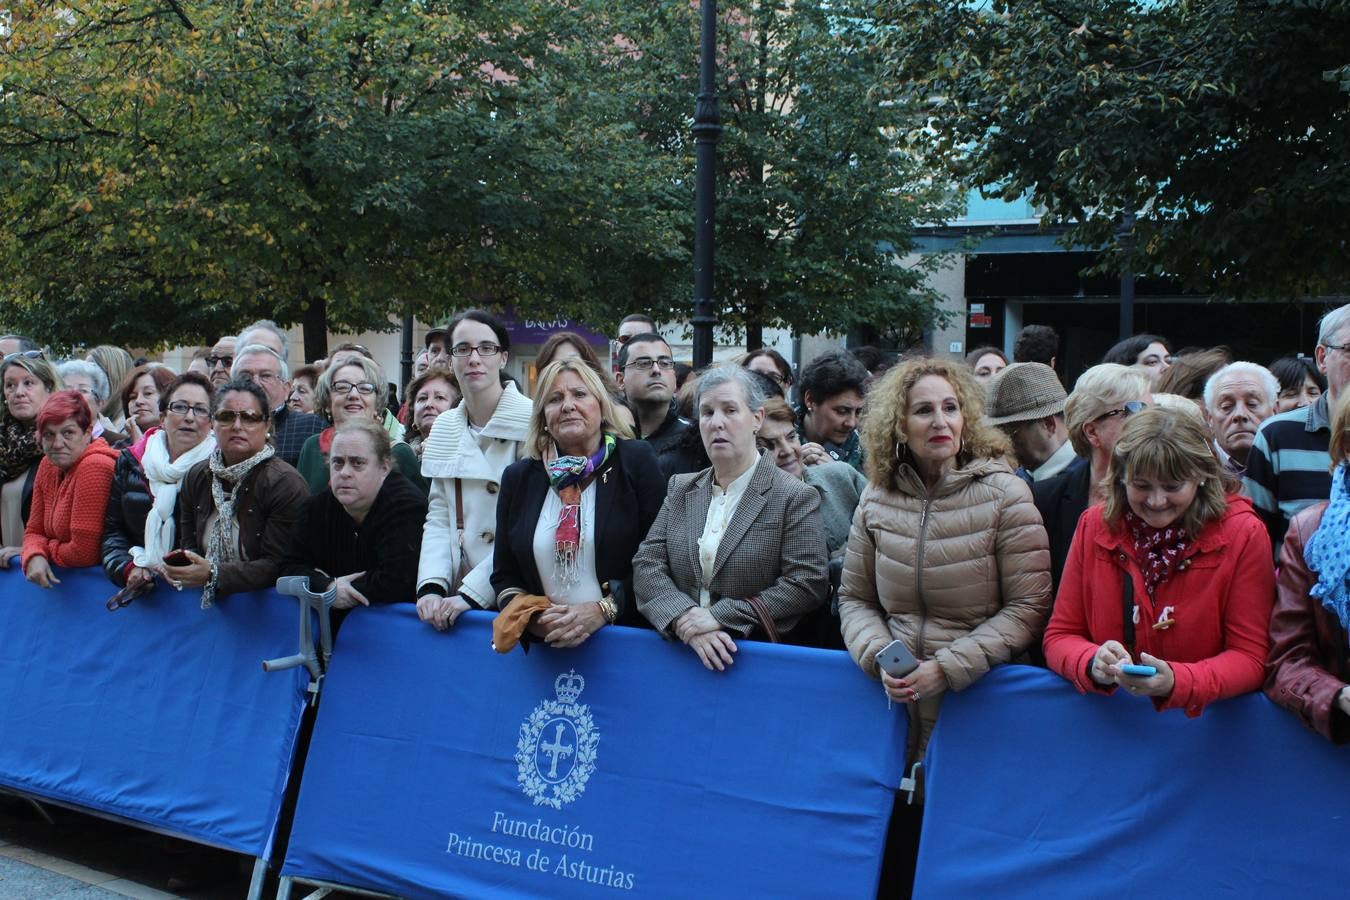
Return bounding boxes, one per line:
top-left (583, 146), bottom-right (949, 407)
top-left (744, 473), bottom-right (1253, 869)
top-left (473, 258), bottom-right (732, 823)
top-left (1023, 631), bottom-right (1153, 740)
top-left (861, 357), bottom-right (1011, 490)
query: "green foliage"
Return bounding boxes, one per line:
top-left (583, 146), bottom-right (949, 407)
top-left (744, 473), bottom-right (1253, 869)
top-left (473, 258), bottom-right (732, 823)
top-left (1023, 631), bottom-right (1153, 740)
top-left (874, 0), bottom-right (1350, 298)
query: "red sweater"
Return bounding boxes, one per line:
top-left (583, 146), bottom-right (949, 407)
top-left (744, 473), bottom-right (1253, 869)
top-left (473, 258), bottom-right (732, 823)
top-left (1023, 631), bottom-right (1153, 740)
top-left (21, 438), bottom-right (120, 570)
top-left (1043, 494), bottom-right (1275, 717)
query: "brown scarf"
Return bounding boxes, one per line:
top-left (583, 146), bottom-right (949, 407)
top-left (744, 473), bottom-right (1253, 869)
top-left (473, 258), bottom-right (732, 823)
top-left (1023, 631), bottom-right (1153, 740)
top-left (0, 415), bottom-right (40, 483)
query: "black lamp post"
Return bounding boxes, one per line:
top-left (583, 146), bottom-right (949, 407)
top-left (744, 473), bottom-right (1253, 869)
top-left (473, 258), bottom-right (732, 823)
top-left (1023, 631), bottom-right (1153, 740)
top-left (691, 0), bottom-right (720, 369)
top-left (1118, 212), bottom-right (1136, 340)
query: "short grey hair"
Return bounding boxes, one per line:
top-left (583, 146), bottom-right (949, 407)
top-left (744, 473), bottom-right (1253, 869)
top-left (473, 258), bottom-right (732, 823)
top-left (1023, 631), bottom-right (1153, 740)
top-left (231, 343), bottom-right (290, 380)
top-left (1318, 304), bottom-right (1350, 348)
top-left (56, 359), bottom-right (110, 404)
top-left (693, 364), bottom-right (767, 414)
top-left (237, 319), bottom-right (289, 359)
top-left (1064, 363), bottom-right (1151, 457)
top-left (1202, 362), bottom-right (1279, 412)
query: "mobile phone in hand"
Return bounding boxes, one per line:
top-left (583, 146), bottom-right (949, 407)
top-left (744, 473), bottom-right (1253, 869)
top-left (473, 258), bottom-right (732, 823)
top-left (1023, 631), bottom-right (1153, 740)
top-left (877, 639), bottom-right (920, 678)
top-left (1119, 663), bottom-right (1158, 678)
top-left (162, 549), bottom-right (190, 567)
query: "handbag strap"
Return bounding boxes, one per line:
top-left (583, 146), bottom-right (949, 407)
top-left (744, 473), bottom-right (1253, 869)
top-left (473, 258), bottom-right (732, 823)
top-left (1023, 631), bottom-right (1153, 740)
top-left (1121, 568), bottom-right (1136, 655)
top-left (454, 478), bottom-right (465, 531)
top-left (745, 594), bottom-right (780, 644)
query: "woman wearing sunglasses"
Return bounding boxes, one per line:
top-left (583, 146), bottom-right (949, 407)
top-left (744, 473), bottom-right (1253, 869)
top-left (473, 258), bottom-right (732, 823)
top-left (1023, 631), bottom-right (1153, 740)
top-left (162, 379), bottom-right (308, 607)
top-left (296, 355), bottom-right (427, 495)
top-left (1043, 405), bottom-right (1274, 717)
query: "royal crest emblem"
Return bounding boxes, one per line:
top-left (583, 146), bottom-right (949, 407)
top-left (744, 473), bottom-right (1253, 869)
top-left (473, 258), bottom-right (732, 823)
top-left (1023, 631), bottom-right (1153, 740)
top-left (516, 669), bottom-right (599, 809)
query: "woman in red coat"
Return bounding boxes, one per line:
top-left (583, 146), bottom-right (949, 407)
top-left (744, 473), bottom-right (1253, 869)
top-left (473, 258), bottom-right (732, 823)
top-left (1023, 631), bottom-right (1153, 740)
top-left (1043, 405), bottom-right (1274, 717)
top-left (22, 390), bottom-right (120, 587)
top-left (1265, 391), bottom-right (1350, 743)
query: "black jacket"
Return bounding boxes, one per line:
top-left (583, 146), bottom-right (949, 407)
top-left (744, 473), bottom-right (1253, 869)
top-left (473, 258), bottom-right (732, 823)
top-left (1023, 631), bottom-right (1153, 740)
top-left (1032, 454), bottom-right (1092, 596)
top-left (101, 450), bottom-right (152, 586)
top-left (281, 469), bottom-right (428, 607)
top-left (641, 402), bottom-right (709, 483)
top-left (491, 438), bottom-right (667, 627)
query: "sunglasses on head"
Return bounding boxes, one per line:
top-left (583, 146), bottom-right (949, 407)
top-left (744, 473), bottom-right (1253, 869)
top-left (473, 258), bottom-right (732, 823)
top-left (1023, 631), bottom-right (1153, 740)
top-left (2, 349), bottom-right (44, 366)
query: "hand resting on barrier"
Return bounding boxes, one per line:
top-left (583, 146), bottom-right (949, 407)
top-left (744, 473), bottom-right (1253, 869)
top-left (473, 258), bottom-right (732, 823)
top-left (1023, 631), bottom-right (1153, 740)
top-left (158, 549), bottom-right (211, 590)
top-left (25, 554), bottom-right (60, 588)
top-left (0, 546), bottom-right (19, 568)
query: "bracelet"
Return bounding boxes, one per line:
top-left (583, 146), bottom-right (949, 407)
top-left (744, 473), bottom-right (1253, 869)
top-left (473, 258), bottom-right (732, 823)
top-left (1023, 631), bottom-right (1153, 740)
top-left (597, 595), bottom-right (619, 625)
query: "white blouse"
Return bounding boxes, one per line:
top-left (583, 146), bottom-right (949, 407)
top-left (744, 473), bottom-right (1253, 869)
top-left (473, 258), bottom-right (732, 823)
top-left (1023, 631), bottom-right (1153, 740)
top-left (697, 459), bottom-right (759, 607)
top-left (532, 481), bottom-right (602, 605)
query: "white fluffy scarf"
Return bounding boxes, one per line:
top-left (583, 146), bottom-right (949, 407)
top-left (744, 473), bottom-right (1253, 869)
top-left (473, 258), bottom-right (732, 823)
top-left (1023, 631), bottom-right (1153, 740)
top-left (131, 430), bottom-right (217, 568)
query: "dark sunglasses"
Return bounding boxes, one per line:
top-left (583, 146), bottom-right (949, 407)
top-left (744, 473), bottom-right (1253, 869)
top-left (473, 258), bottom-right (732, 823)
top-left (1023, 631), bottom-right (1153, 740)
top-left (205, 354), bottom-right (235, 368)
top-left (214, 408), bottom-right (267, 426)
top-left (2, 349), bottom-right (44, 366)
top-left (1094, 400), bottom-right (1149, 423)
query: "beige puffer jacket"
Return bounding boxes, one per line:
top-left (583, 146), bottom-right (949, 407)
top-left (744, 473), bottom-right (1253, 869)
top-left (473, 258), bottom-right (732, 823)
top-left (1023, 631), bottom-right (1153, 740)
top-left (838, 456), bottom-right (1050, 762)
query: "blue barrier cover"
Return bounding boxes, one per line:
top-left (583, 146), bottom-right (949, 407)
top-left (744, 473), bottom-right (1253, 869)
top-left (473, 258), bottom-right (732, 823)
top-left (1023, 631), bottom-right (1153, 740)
top-left (283, 607), bottom-right (906, 898)
top-left (0, 568), bottom-right (309, 859)
top-left (915, 665), bottom-right (1350, 897)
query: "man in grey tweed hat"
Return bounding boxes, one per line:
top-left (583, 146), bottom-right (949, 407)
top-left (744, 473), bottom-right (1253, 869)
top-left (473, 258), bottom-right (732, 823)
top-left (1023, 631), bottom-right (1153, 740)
top-left (984, 362), bottom-right (1074, 482)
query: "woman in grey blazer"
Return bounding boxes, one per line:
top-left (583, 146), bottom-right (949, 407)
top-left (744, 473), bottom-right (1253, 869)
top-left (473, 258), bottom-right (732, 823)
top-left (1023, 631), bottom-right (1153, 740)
top-left (634, 365), bottom-right (829, 670)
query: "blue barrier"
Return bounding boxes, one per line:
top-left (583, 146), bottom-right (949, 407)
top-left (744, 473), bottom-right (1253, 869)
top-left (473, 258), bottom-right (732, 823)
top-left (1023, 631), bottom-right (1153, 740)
top-left (281, 606), bottom-right (907, 899)
top-left (915, 665), bottom-right (1350, 898)
top-left (0, 567), bottom-right (309, 861)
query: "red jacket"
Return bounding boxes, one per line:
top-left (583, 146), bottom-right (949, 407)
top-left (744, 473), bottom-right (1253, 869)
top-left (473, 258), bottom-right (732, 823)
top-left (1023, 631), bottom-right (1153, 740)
top-left (1043, 494), bottom-right (1274, 717)
top-left (1266, 504), bottom-right (1350, 744)
top-left (21, 438), bottom-right (120, 570)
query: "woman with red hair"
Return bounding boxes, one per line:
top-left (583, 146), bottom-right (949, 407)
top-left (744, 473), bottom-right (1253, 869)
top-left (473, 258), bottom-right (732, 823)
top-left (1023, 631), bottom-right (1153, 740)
top-left (21, 390), bottom-right (120, 587)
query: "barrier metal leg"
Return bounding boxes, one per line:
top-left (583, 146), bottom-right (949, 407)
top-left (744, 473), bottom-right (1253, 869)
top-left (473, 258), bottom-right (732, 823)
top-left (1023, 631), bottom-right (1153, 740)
top-left (276, 874), bottom-right (294, 900)
top-left (24, 797), bottom-right (54, 825)
top-left (301, 889), bottom-right (333, 900)
top-left (247, 857), bottom-right (268, 900)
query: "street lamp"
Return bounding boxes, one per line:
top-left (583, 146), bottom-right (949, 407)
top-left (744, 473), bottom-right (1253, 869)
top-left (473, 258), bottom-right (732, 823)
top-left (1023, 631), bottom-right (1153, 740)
top-left (691, 0), bottom-right (720, 369)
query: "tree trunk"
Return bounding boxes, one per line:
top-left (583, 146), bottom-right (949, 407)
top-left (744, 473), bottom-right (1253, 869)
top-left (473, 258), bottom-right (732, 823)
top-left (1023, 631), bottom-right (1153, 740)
top-left (745, 321), bottom-right (763, 351)
top-left (302, 287), bottom-right (328, 362)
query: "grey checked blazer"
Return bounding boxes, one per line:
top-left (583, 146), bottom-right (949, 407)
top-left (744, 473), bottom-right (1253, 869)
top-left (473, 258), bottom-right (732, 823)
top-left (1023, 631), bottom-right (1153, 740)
top-left (634, 452), bottom-right (829, 638)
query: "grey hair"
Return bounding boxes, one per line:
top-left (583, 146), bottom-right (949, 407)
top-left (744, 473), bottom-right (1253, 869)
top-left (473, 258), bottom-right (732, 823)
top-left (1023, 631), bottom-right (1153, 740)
top-left (56, 359), bottom-right (110, 404)
top-left (1318, 304), bottom-right (1350, 348)
top-left (231, 343), bottom-right (291, 380)
top-left (237, 319), bottom-right (289, 359)
top-left (693, 363), bottom-right (767, 414)
top-left (1202, 362), bottom-right (1280, 411)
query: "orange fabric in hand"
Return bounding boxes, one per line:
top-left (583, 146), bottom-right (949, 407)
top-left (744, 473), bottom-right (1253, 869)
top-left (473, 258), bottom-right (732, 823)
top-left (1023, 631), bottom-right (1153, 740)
top-left (492, 593), bottom-right (551, 653)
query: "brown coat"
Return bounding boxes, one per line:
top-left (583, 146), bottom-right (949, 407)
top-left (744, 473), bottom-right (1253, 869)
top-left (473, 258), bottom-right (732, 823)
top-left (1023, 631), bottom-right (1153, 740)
top-left (179, 457), bottom-right (309, 598)
top-left (838, 456), bottom-right (1051, 759)
top-left (1266, 504), bottom-right (1350, 744)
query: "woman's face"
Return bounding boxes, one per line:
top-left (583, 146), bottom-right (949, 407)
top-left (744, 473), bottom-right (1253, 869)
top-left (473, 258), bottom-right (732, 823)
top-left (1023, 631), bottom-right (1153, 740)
top-left (3, 365), bottom-right (50, 423)
top-left (329, 364), bottom-right (379, 427)
top-left (699, 379), bottom-right (764, 471)
top-left (971, 353), bottom-right (1006, 384)
top-left (62, 372), bottom-right (100, 419)
top-left (903, 375), bottom-right (963, 475)
top-left (1274, 374), bottom-right (1321, 414)
top-left (213, 390), bottom-right (269, 466)
top-left (547, 342), bottom-right (583, 366)
top-left (329, 430), bottom-right (390, 518)
top-left (288, 377), bottom-right (316, 414)
top-left (1136, 342), bottom-right (1171, 386)
top-left (414, 376), bottom-right (457, 435)
top-left (1087, 394), bottom-right (1153, 457)
top-left (162, 383), bottom-right (213, 460)
top-left (543, 370), bottom-right (603, 455)
top-left (806, 389), bottom-right (865, 446)
top-left (1125, 472), bottom-right (1199, 530)
top-left (747, 355), bottom-right (789, 388)
top-left (41, 417), bottom-right (93, 472)
top-left (127, 373), bottom-right (162, 431)
top-left (450, 320), bottom-right (506, 395)
top-left (757, 416), bottom-right (803, 479)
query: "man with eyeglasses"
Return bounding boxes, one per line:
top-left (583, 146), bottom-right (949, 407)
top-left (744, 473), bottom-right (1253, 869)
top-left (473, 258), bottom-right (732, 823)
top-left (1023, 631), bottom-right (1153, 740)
top-left (205, 336), bottom-right (237, 389)
top-left (231, 344), bottom-right (323, 468)
top-left (1244, 304), bottom-right (1350, 553)
top-left (0, 335), bottom-right (38, 358)
top-left (615, 333), bottom-right (708, 481)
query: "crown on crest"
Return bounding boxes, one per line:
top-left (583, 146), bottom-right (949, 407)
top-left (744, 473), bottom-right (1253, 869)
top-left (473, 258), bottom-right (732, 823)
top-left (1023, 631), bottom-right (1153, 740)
top-left (555, 670), bottom-right (585, 704)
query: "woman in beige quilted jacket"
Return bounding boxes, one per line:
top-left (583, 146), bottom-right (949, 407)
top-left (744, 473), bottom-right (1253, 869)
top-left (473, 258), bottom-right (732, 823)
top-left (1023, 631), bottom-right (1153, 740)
top-left (837, 357), bottom-right (1051, 895)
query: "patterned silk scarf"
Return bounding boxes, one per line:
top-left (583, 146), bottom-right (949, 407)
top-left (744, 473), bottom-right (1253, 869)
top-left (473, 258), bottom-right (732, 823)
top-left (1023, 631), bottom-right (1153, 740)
top-left (1304, 462), bottom-right (1350, 633)
top-left (202, 444), bottom-right (274, 609)
top-left (544, 434), bottom-right (614, 588)
top-left (0, 415), bottom-right (40, 484)
top-left (1124, 510), bottom-right (1193, 598)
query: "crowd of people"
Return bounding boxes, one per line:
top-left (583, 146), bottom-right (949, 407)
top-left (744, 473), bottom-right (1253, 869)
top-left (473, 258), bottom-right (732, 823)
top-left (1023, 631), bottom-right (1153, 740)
top-left (3, 305), bottom-right (1348, 895)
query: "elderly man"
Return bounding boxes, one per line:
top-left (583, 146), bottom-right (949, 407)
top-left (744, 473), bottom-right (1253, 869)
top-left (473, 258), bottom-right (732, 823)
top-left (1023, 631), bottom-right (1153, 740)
top-left (237, 320), bottom-right (289, 361)
top-left (0, 335), bottom-right (38, 357)
top-left (232, 344), bottom-right (323, 467)
top-left (1245, 304), bottom-right (1350, 551)
top-left (985, 362), bottom-right (1075, 482)
top-left (205, 336), bottom-right (237, 388)
top-left (1203, 362), bottom-right (1278, 475)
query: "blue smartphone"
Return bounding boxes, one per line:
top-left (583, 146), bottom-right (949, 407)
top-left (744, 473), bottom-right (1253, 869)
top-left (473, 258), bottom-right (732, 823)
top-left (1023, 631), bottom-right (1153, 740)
top-left (1120, 663), bottom-right (1157, 678)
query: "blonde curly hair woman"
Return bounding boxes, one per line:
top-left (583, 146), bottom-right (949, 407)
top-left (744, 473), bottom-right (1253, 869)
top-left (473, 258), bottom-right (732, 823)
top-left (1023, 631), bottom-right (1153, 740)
top-left (836, 357), bottom-right (1051, 891)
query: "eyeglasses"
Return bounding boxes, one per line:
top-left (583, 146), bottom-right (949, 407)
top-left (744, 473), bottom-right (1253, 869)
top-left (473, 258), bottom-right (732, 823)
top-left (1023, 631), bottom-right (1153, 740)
top-left (1323, 342), bottom-right (1350, 353)
top-left (1093, 400), bottom-right (1148, 423)
top-left (756, 370), bottom-right (787, 385)
top-left (450, 343), bottom-right (501, 358)
top-left (238, 370), bottom-right (282, 385)
top-left (167, 400), bottom-right (211, 419)
top-left (2, 349), bottom-right (44, 366)
top-left (625, 357), bottom-right (676, 372)
top-left (213, 409), bottom-right (267, 426)
top-left (205, 355), bottom-right (234, 369)
top-left (333, 380), bottom-right (378, 396)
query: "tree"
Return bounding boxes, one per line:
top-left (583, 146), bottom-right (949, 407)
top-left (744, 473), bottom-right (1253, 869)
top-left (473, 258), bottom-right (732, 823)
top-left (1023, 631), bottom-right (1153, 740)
top-left (874, 0), bottom-right (1350, 299)
top-left (0, 0), bottom-right (687, 354)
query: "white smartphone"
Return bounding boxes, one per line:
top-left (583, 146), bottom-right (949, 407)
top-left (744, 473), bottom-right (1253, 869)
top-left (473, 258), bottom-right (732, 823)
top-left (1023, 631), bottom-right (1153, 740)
top-left (877, 639), bottom-right (919, 678)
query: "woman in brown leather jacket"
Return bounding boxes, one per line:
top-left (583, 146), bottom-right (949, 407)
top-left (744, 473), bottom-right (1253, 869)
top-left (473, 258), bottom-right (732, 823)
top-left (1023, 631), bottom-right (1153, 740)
top-left (1266, 391), bottom-right (1350, 744)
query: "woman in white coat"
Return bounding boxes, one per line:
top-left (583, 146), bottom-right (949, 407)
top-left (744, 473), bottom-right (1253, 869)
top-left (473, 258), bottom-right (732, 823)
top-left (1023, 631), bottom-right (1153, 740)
top-left (416, 310), bottom-right (534, 629)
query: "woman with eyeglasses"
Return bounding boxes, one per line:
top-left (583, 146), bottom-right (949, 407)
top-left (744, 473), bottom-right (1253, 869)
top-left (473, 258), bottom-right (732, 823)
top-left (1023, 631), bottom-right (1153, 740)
top-left (162, 379), bottom-right (308, 606)
top-left (296, 355), bottom-right (428, 495)
top-left (741, 348), bottom-right (794, 393)
top-left (1043, 406), bottom-right (1274, 716)
top-left (1033, 363), bottom-right (1154, 592)
top-left (1, 351), bottom-right (61, 569)
top-left (417, 310), bottom-right (534, 631)
top-left (56, 359), bottom-right (127, 447)
top-left (20, 390), bottom-right (120, 588)
top-left (101, 373), bottom-right (217, 589)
